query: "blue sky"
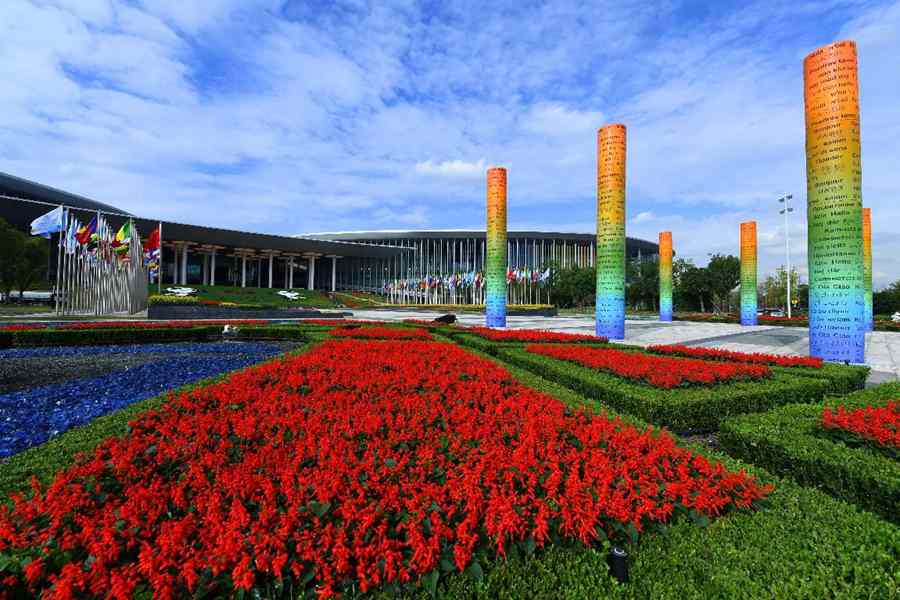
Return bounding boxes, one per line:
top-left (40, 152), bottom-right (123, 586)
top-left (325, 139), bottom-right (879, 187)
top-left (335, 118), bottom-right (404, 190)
top-left (1, 0), bottom-right (898, 285)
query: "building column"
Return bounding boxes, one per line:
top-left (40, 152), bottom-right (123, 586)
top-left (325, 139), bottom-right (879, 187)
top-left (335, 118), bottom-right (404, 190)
top-left (202, 254), bottom-right (208, 285)
top-left (210, 251), bottom-right (217, 286)
top-left (308, 256), bottom-right (316, 290)
top-left (172, 245), bottom-right (179, 285)
top-left (241, 255), bottom-right (247, 288)
top-left (288, 256), bottom-right (294, 289)
top-left (180, 245), bottom-right (189, 285)
top-left (331, 256), bottom-right (338, 292)
top-left (268, 254), bottom-right (274, 288)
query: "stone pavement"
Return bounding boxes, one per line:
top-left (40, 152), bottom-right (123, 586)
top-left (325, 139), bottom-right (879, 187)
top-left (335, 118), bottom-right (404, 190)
top-left (351, 309), bottom-right (900, 385)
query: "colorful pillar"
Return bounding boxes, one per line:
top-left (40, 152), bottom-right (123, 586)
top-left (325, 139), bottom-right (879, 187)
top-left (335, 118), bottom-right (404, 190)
top-left (740, 221), bottom-right (758, 326)
top-left (485, 167), bottom-right (508, 328)
top-left (863, 207), bottom-right (873, 331)
top-left (658, 231), bottom-right (673, 321)
top-left (804, 40), bottom-right (865, 362)
top-left (596, 124), bottom-right (626, 339)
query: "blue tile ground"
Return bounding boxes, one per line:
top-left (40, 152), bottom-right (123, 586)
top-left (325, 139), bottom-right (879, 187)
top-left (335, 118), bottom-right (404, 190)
top-left (0, 342), bottom-right (285, 458)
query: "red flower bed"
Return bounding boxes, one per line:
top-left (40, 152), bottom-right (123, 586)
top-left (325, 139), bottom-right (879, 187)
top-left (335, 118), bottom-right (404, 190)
top-left (526, 345), bottom-right (771, 388)
top-left (0, 324), bottom-right (48, 331)
top-left (0, 340), bottom-right (771, 598)
top-left (403, 319), bottom-right (454, 329)
top-left (329, 326), bottom-right (433, 340)
top-left (649, 344), bottom-right (823, 369)
top-left (468, 326), bottom-right (607, 344)
top-left (822, 401), bottom-right (900, 450)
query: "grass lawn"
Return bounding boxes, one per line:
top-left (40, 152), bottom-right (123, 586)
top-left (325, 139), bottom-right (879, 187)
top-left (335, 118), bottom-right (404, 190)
top-left (0, 304), bottom-right (54, 316)
top-left (153, 284), bottom-right (340, 308)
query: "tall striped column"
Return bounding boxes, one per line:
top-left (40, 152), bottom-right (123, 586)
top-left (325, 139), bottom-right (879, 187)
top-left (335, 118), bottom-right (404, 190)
top-left (596, 124), bottom-right (627, 339)
top-left (740, 221), bottom-right (758, 326)
top-left (485, 167), bottom-right (508, 328)
top-left (804, 40), bottom-right (865, 362)
top-left (659, 231), bottom-right (673, 321)
top-left (863, 207), bottom-right (873, 331)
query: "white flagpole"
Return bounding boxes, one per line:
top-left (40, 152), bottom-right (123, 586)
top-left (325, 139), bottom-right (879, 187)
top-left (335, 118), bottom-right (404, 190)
top-left (54, 206), bottom-right (64, 315)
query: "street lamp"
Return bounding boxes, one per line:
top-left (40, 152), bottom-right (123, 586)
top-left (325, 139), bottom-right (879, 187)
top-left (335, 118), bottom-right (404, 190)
top-left (778, 194), bottom-right (794, 318)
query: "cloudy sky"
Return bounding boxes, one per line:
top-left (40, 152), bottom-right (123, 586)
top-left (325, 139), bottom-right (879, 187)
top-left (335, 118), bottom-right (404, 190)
top-left (1, 0), bottom-right (898, 286)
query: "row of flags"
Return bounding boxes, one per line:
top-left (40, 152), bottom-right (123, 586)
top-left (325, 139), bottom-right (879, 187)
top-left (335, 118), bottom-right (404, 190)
top-left (384, 268), bottom-right (551, 292)
top-left (30, 206), bottom-right (161, 275)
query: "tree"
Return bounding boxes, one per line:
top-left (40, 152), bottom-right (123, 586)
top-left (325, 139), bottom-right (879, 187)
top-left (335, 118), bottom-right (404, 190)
top-left (626, 258), bottom-right (659, 311)
top-left (705, 254), bottom-right (740, 313)
top-left (548, 262), bottom-right (595, 308)
top-left (14, 236), bottom-right (49, 298)
top-left (760, 266), bottom-right (800, 310)
top-left (0, 218), bottom-right (23, 302)
top-left (874, 280), bottom-right (900, 316)
top-left (674, 258), bottom-right (711, 312)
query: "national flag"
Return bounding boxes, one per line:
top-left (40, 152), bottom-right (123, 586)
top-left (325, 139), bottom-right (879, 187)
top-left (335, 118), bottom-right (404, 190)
top-left (30, 206), bottom-right (65, 238)
top-left (112, 221), bottom-right (132, 253)
top-left (65, 219), bottom-right (79, 254)
top-left (76, 217), bottom-right (97, 245)
top-left (144, 225), bottom-right (160, 251)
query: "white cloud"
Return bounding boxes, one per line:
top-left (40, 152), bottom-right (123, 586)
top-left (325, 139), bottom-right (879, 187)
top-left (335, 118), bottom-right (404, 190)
top-left (414, 159), bottom-right (486, 178)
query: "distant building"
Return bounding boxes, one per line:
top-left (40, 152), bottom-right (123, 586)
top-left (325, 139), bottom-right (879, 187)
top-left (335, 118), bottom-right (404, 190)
top-left (303, 230), bottom-right (659, 304)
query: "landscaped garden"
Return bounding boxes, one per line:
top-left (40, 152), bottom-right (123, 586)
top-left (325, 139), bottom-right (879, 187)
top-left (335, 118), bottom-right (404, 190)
top-left (0, 319), bottom-right (897, 598)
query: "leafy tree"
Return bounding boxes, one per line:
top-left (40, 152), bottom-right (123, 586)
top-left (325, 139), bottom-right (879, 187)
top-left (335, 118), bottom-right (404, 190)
top-left (548, 262), bottom-right (595, 308)
top-left (626, 258), bottom-right (659, 311)
top-left (14, 236), bottom-right (49, 299)
top-left (760, 266), bottom-right (800, 310)
top-left (705, 254), bottom-right (740, 313)
top-left (673, 258), bottom-right (712, 312)
top-left (874, 280), bottom-right (900, 316)
top-left (0, 218), bottom-right (23, 302)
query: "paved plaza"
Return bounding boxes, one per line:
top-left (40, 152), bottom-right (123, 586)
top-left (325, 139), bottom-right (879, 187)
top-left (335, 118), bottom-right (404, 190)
top-left (352, 309), bottom-right (900, 385)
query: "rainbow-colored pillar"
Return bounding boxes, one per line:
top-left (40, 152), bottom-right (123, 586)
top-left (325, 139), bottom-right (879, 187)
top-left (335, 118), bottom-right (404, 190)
top-left (804, 40), bottom-right (866, 362)
top-left (863, 207), bottom-right (873, 331)
top-left (740, 221), bottom-right (758, 326)
top-left (659, 231), bottom-right (673, 321)
top-left (485, 167), bottom-right (508, 328)
top-left (596, 124), bottom-right (627, 339)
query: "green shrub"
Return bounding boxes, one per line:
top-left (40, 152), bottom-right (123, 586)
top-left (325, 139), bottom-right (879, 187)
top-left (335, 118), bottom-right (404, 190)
top-left (235, 326), bottom-right (307, 341)
top-left (719, 382), bottom-right (900, 523)
top-left (0, 331), bottom-right (12, 348)
top-left (770, 363), bottom-right (868, 395)
top-left (11, 326), bottom-right (220, 346)
top-left (498, 348), bottom-right (830, 433)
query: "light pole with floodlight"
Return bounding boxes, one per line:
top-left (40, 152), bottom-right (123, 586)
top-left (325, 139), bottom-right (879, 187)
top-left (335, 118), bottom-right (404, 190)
top-left (778, 194), bottom-right (794, 318)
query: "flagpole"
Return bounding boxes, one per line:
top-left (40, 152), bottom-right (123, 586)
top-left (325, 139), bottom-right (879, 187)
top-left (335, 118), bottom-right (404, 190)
top-left (54, 206), bottom-right (64, 316)
top-left (158, 221), bottom-right (163, 295)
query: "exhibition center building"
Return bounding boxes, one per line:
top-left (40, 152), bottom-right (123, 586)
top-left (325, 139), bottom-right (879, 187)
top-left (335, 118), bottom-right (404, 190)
top-left (1, 172), bottom-right (658, 305)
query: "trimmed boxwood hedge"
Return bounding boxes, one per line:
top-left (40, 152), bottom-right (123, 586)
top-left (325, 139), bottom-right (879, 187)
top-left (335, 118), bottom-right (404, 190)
top-left (769, 362), bottom-right (869, 395)
top-left (9, 325), bottom-right (224, 346)
top-left (448, 331), bottom-right (609, 357)
top-left (0, 330), bottom-right (12, 348)
top-left (498, 347), bottom-right (830, 433)
top-left (719, 382), bottom-right (900, 524)
top-left (234, 325), bottom-right (308, 341)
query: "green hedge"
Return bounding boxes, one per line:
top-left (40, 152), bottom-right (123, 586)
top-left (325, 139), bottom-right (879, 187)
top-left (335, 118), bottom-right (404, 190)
top-left (235, 325), bottom-right (308, 341)
top-left (770, 362), bottom-right (868, 395)
top-left (9, 326), bottom-right (223, 347)
top-left (498, 347), bottom-right (830, 433)
top-left (0, 330), bottom-right (12, 348)
top-left (448, 331), bottom-right (609, 357)
top-left (719, 383), bottom-right (900, 524)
